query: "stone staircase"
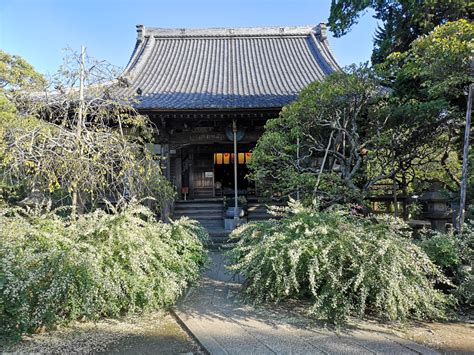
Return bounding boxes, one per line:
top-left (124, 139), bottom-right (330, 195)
top-left (173, 198), bottom-right (288, 247)
top-left (173, 199), bottom-right (229, 247)
top-left (247, 198), bottom-right (287, 221)
top-left (193, 187), bottom-right (214, 199)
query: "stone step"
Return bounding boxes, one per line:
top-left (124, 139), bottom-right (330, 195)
top-left (174, 209), bottom-right (223, 216)
top-left (173, 198), bottom-right (233, 247)
top-left (194, 192), bottom-right (215, 199)
top-left (199, 219), bottom-right (224, 225)
top-left (248, 216), bottom-right (274, 221)
top-left (175, 210), bottom-right (223, 215)
top-left (176, 198), bottom-right (223, 203)
top-left (207, 230), bottom-right (232, 250)
top-left (176, 213), bottom-right (223, 218)
top-left (198, 218), bottom-right (224, 223)
top-left (175, 214), bottom-right (223, 219)
top-left (208, 230), bottom-right (230, 239)
top-left (247, 198), bottom-right (287, 203)
top-left (248, 211), bottom-right (273, 217)
top-left (175, 218), bottom-right (223, 225)
top-left (247, 203), bottom-right (286, 208)
top-left (180, 215), bottom-right (223, 221)
top-left (175, 203), bottom-right (223, 209)
top-left (194, 195), bottom-right (215, 199)
top-left (247, 201), bottom-right (285, 222)
top-left (173, 215), bottom-right (224, 225)
top-left (201, 223), bottom-right (224, 232)
top-left (249, 212), bottom-right (282, 219)
top-left (247, 206), bottom-right (269, 212)
top-left (248, 211), bottom-right (283, 220)
top-left (175, 212), bottom-right (223, 216)
top-left (206, 231), bottom-right (227, 238)
top-left (172, 216), bottom-right (222, 224)
top-left (175, 206), bottom-right (223, 210)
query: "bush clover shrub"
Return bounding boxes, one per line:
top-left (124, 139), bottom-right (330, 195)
top-left (227, 200), bottom-right (451, 325)
top-left (0, 203), bottom-right (208, 335)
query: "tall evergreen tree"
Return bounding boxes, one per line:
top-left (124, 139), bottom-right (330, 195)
top-left (328, 0), bottom-right (472, 63)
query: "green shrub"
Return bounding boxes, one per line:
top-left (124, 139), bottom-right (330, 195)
top-left (455, 273), bottom-right (474, 306)
top-left (417, 222), bottom-right (473, 306)
top-left (455, 222), bottom-right (474, 306)
top-left (0, 203), bottom-right (208, 335)
top-left (227, 200), bottom-right (450, 325)
top-left (418, 231), bottom-right (461, 270)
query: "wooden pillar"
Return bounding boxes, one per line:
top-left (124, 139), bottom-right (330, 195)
top-left (212, 152), bottom-right (216, 198)
top-left (393, 180), bottom-right (399, 217)
top-left (161, 144), bottom-right (171, 221)
top-left (175, 155), bottom-right (182, 198)
top-left (233, 119), bottom-right (238, 217)
top-left (164, 144), bottom-right (171, 180)
top-left (189, 153), bottom-right (194, 200)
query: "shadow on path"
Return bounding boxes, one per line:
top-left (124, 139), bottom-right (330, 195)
top-left (175, 252), bottom-right (439, 355)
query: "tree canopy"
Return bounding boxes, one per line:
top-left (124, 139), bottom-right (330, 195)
top-left (328, 0), bottom-right (472, 63)
top-left (0, 49), bottom-right (174, 215)
top-left (378, 19), bottom-right (473, 192)
top-left (249, 65), bottom-right (390, 205)
top-left (382, 19), bottom-right (473, 104)
top-left (0, 50), bottom-right (45, 92)
top-left (249, 19), bottom-right (473, 210)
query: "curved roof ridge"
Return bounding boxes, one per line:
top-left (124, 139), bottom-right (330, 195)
top-left (138, 25), bottom-right (318, 38)
top-left (310, 24), bottom-right (341, 71)
top-left (119, 23), bottom-right (341, 110)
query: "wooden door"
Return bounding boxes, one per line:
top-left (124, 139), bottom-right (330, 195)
top-left (193, 154), bottom-right (214, 198)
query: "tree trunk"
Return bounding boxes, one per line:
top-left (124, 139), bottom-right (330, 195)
top-left (72, 46), bottom-right (86, 218)
top-left (457, 83), bottom-right (473, 232)
top-left (314, 130), bottom-right (334, 194)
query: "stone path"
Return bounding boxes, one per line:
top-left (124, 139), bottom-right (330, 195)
top-left (175, 252), bottom-right (439, 355)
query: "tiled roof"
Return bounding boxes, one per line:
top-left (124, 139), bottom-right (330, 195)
top-left (120, 24), bottom-right (340, 110)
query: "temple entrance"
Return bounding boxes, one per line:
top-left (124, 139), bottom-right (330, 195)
top-left (192, 153), bottom-right (214, 199)
top-left (213, 152), bottom-right (254, 197)
top-left (177, 146), bottom-right (257, 200)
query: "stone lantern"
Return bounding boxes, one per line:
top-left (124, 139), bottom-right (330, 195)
top-left (19, 189), bottom-right (49, 208)
top-left (419, 183), bottom-right (452, 232)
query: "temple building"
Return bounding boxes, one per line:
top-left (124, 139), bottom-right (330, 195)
top-left (120, 23), bottom-right (340, 200)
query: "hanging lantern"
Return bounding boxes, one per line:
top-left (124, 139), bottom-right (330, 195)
top-left (223, 153), bottom-right (230, 164)
top-left (238, 153), bottom-right (245, 164)
top-left (245, 152), bottom-right (252, 163)
top-left (214, 153), bottom-right (223, 164)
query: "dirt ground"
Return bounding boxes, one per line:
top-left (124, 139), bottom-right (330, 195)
top-left (271, 299), bottom-right (474, 355)
top-left (347, 314), bottom-right (474, 354)
top-left (0, 311), bottom-right (204, 354)
top-left (2, 305), bottom-right (472, 354)
top-left (394, 320), bottom-right (474, 354)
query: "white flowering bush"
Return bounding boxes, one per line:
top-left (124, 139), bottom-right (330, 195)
top-left (0, 204), bottom-right (208, 335)
top-left (227, 200), bottom-right (450, 325)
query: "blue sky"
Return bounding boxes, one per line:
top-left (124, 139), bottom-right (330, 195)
top-left (0, 0), bottom-right (378, 75)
